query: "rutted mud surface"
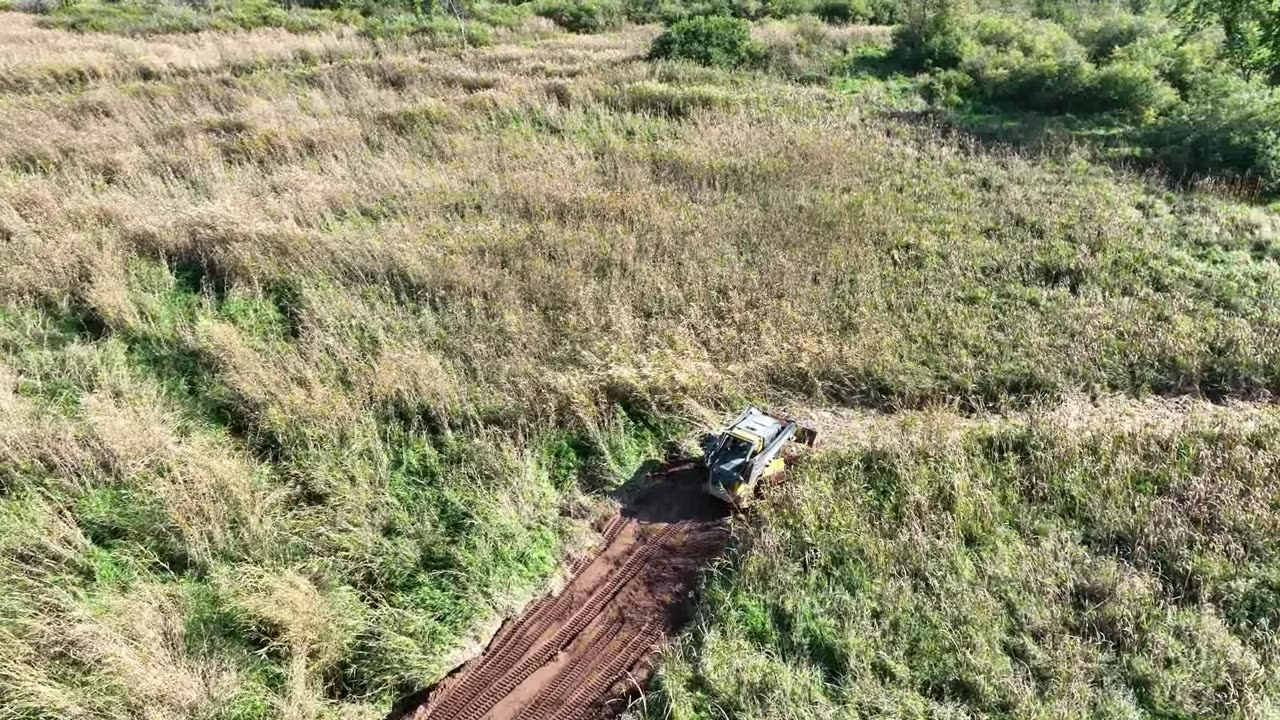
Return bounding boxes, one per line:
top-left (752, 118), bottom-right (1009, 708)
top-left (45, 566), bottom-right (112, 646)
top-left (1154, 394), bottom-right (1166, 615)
top-left (406, 464), bottom-right (730, 720)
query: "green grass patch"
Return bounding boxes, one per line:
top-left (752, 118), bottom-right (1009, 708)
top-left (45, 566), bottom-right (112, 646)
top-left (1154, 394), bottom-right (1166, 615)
top-left (649, 405), bottom-right (1280, 718)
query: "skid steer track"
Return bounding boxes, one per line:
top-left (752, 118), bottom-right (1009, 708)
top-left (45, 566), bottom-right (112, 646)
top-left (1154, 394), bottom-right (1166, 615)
top-left (407, 465), bottom-right (730, 720)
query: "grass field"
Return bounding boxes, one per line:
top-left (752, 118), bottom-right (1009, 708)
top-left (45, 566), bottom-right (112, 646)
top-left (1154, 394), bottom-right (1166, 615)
top-left (0, 5), bottom-right (1278, 719)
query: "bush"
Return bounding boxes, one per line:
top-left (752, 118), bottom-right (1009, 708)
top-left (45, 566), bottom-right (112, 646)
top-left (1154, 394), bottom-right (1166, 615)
top-left (893, 11), bottom-right (969, 69)
top-left (956, 16), bottom-right (1092, 111)
top-left (1071, 11), bottom-right (1167, 62)
top-left (468, 1), bottom-right (530, 28)
top-left (649, 15), bottom-right (761, 68)
top-left (904, 11), bottom-right (1185, 118)
top-left (623, 0), bottom-right (689, 23)
top-left (923, 66), bottom-right (973, 106)
top-left (531, 0), bottom-right (623, 32)
top-left (813, 0), bottom-right (870, 24)
top-left (1144, 78), bottom-right (1280, 193)
top-left (762, 0), bottom-right (812, 17)
top-left (1084, 59), bottom-right (1177, 119)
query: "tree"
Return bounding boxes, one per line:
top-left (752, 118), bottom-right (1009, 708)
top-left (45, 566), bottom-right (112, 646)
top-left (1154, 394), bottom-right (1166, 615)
top-left (1176, 0), bottom-right (1280, 84)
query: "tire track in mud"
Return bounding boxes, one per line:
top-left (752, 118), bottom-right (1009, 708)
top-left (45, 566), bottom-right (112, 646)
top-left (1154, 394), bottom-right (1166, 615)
top-left (564, 622), bottom-right (663, 720)
top-left (444, 523), bottom-right (687, 720)
top-left (512, 618), bottom-right (626, 720)
top-left (423, 515), bottom-right (631, 717)
top-left (406, 465), bottom-right (730, 720)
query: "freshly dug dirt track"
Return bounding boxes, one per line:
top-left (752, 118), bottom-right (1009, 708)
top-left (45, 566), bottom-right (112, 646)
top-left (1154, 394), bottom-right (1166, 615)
top-left (407, 464), bottom-right (731, 720)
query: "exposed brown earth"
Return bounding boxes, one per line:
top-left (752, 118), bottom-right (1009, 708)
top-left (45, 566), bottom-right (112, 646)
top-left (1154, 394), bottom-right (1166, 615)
top-left (404, 464), bottom-right (731, 720)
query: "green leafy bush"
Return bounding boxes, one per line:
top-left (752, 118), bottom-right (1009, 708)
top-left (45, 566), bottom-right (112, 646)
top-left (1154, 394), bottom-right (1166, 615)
top-left (813, 0), bottom-right (870, 24)
top-left (1071, 11), bottom-right (1167, 61)
top-left (957, 15), bottom-right (1092, 111)
top-left (1176, 0), bottom-right (1280, 84)
top-left (531, 0), bottom-right (623, 32)
top-left (922, 66), bottom-right (973, 106)
top-left (1083, 59), bottom-right (1177, 118)
top-left (622, 0), bottom-right (688, 22)
top-left (468, 0), bottom-right (530, 28)
top-left (903, 12), bottom-right (1185, 119)
top-left (1144, 77), bottom-right (1280, 193)
top-left (649, 15), bottom-right (761, 68)
top-left (893, 3), bottom-right (1280, 193)
top-left (1108, 28), bottom-right (1221, 95)
top-left (762, 0), bottom-right (812, 17)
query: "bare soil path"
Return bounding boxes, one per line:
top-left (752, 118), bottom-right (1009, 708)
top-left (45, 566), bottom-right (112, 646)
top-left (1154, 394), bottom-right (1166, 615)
top-left (403, 464), bottom-right (730, 720)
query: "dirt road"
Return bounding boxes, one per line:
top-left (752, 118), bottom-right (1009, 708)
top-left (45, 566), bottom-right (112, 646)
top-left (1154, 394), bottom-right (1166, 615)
top-left (406, 464), bottom-right (730, 720)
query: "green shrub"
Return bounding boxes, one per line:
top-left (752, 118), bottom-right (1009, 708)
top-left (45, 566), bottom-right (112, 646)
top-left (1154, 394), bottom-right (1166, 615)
top-left (623, 0), bottom-right (691, 22)
top-left (923, 66), bottom-right (973, 106)
top-left (645, 0), bottom-right (771, 20)
top-left (1071, 11), bottom-right (1167, 61)
top-left (1144, 77), bottom-right (1280, 193)
top-left (649, 15), bottom-right (761, 68)
top-left (855, 0), bottom-right (898, 22)
top-left (904, 11), bottom-right (1187, 118)
top-left (893, 15), bottom-right (968, 69)
top-left (531, 0), bottom-right (623, 32)
top-left (813, 0), bottom-right (870, 24)
top-left (468, 0), bottom-right (530, 28)
top-left (762, 0), bottom-right (812, 17)
top-left (1108, 29), bottom-right (1222, 96)
top-left (956, 16), bottom-right (1092, 111)
top-left (1084, 59), bottom-right (1177, 119)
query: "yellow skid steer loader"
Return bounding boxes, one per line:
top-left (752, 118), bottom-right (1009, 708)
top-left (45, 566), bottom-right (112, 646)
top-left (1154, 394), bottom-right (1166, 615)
top-left (702, 407), bottom-right (816, 506)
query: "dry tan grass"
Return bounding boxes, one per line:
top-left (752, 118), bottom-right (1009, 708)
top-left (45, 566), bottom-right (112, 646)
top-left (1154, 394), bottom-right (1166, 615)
top-left (0, 12), bottom-right (367, 91)
top-left (67, 584), bottom-right (242, 720)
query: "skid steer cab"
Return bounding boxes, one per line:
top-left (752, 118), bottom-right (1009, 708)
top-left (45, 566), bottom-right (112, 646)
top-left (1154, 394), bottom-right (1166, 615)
top-left (701, 407), bottom-right (817, 507)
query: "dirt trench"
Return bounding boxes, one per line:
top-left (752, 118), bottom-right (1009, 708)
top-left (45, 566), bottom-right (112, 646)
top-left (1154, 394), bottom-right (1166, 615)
top-left (402, 463), bottom-right (731, 720)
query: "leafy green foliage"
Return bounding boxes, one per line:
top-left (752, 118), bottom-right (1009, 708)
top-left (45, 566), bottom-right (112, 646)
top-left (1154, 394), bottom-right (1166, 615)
top-left (891, 2), bottom-right (1280, 194)
top-left (812, 0), bottom-right (870, 24)
top-left (1176, 0), bottom-right (1280, 83)
top-left (531, 0), bottom-right (623, 32)
top-left (1144, 76), bottom-right (1280, 193)
top-left (649, 16), bottom-right (761, 68)
top-left (359, 12), bottom-right (493, 43)
top-left (902, 12), bottom-right (1178, 118)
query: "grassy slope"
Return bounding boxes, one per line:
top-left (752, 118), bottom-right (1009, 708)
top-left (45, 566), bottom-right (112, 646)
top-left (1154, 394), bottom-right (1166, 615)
top-left (0, 11), bottom-right (1277, 720)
